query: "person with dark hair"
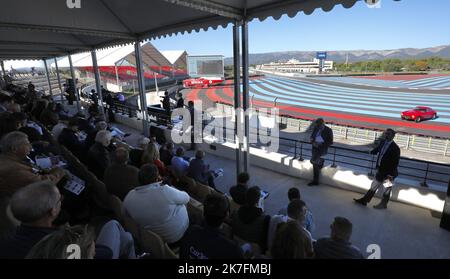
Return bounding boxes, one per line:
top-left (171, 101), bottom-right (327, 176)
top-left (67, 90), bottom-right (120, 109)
top-left (65, 83), bottom-right (76, 105)
top-left (187, 100), bottom-right (196, 150)
top-left (286, 200), bottom-right (314, 249)
top-left (159, 142), bottom-right (174, 167)
top-left (90, 89), bottom-right (99, 105)
top-left (123, 164), bottom-right (190, 245)
top-left (26, 83), bottom-right (37, 103)
top-left (104, 148), bottom-right (140, 200)
top-left (0, 94), bottom-right (14, 113)
top-left (314, 217), bottom-right (363, 259)
top-left (270, 221), bottom-right (313, 259)
top-left (180, 194), bottom-right (243, 259)
top-left (188, 150), bottom-right (215, 188)
top-left (229, 172), bottom-right (250, 206)
top-left (40, 102), bottom-right (59, 128)
top-left (31, 99), bottom-right (48, 122)
top-left (268, 199), bottom-right (314, 254)
top-left (171, 147), bottom-right (189, 177)
top-left (162, 91), bottom-right (171, 113)
top-left (0, 112), bottom-right (23, 138)
top-left (176, 92), bottom-right (184, 109)
top-left (58, 117), bottom-right (84, 159)
top-left (354, 128), bottom-right (400, 209)
top-left (308, 118), bottom-right (333, 186)
top-left (278, 187), bottom-right (315, 233)
top-left (231, 186), bottom-right (271, 252)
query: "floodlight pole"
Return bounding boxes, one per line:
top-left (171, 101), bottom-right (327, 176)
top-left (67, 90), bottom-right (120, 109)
top-left (91, 50), bottom-right (105, 115)
top-left (233, 22), bottom-right (243, 179)
top-left (135, 41), bottom-right (150, 136)
top-left (43, 58), bottom-right (53, 98)
top-left (241, 20), bottom-right (250, 173)
top-left (54, 58), bottom-right (64, 103)
top-left (68, 54), bottom-right (81, 112)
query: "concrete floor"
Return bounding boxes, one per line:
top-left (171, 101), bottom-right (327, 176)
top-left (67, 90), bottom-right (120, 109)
top-left (113, 122), bottom-right (450, 259)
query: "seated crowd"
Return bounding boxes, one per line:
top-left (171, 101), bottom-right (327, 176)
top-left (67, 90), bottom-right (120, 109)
top-left (0, 82), bottom-right (364, 259)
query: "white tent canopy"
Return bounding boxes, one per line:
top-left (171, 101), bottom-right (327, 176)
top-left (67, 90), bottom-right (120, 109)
top-left (51, 44), bottom-right (135, 68)
top-left (0, 0), bottom-right (378, 60)
top-left (161, 50), bottom-right (187, 65)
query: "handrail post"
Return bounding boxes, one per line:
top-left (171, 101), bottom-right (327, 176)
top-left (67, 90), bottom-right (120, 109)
top-left (294, 141), bottom-right (297, 159)
top-left (368, 154), bottom-right (375, 178)
top-left (331, 147), bottom-right (337, 168)
top-left (421, 163), bottom-right (430, 187)
top-left (299, 142), bottom-right (304, 161)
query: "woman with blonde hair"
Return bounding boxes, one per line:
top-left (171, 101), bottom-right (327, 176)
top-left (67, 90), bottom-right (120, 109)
top-left (141, 142), bottom-right (167, 176)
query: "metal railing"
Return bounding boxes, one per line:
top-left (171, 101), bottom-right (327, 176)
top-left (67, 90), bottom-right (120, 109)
top-left (102, 99), bottom-right (450, 190)
top-left (216, 102), bottom-right (450, 157)
top-left (217, 125), bottom-right (450, 190)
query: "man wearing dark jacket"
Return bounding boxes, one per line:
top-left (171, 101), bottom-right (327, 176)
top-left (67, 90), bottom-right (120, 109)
top-left (314, 217), bottom-right (363, 259)
top-left (58, 118), bottom-right (84, 160)
top-left (308, 118), bottom-right (333, 186)
top-left (229, 172), bottom-right (250, 206)
top-left (88, 130), bottom-right (112, 181)
top-left (162, 91), bottom-right (171, 113)
top-left (187, 150), bottom-right (215, 188)
top-left (180, 194), bottom-right (243, 259)
top-left (176, 92), bottom-right (184, 109)
top-left (231, 186), bottom-right (270, 252)
top-left (354, 128), bottom-right (400, 209)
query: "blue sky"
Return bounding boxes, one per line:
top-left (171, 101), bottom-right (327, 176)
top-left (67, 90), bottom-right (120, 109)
top-left (152, 0), bottom-right (450, 57)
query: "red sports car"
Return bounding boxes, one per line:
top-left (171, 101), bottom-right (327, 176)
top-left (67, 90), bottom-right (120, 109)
top-left (401, 106), bottom-right (437, 122)
top-left (183, 77), bottom-right (224, 88)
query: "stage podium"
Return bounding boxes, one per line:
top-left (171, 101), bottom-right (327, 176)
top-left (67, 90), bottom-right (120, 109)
top-left (440, 179), bottom-right (450, 231)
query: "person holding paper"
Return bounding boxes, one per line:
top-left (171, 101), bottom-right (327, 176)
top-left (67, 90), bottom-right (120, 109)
top-left (354, 128), bottom-right (400, 209)
top-left (187, 150), bottom-right (216, 189)
top-left (308, 118), bottom-right (333, 186)
top-left (0, 131), bottom-right (65, 197)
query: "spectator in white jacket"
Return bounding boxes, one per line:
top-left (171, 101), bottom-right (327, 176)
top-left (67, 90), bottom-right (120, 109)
top-left (123, 164), bottom-right (190, 245)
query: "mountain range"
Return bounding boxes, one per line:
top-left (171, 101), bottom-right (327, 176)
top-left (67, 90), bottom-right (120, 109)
top-left (224, 45), bottom-right (450, 65)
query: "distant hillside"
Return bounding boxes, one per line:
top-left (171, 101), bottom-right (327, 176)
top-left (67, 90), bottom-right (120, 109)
top-left (224, 45), bottom-right (450, 65)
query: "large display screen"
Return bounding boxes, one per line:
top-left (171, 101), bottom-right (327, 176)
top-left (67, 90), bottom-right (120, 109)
top-left (187, 55), bottom-right (224, 78)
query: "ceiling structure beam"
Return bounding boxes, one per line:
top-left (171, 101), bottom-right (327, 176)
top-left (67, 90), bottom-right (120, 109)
top-left (0, 22), bottom-right (135, 39)
top-left (163, 0), bottom-right (243, 20)
top-left (0, 40), bottom-right (90, 49)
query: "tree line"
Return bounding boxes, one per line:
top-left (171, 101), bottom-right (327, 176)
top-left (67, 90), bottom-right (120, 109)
top-left (334, 57), bottom-right (450, 73)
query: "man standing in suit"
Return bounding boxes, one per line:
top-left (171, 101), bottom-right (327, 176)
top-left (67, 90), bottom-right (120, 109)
top-left (354, 128), bottom-right (400, 209)
top-left (308, 118), bottom-right (333, 186)
top-left (162, 91), bottom-right (171, 113)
